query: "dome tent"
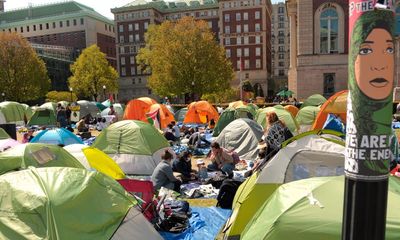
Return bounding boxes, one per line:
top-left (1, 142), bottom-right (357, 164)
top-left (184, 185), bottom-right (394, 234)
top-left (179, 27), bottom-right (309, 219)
top-left (215, 118), bottom-right (263, 161)
top-left (183, 101), bottom-right (219, 124)
top-left (295, 106), bottom-right (320, 133)
top-left (92, 120), bottom-right (172, 175)
top-left (212, 107), bottom-right (254, 137)
top-left (30, 128), bottom-right (83, 146)
top-left (255, 105), bottom-right (299, 135)
top-left (0, 167), bottom-right (162, 240)
top-left (123, 97), bottom-right (157, 122)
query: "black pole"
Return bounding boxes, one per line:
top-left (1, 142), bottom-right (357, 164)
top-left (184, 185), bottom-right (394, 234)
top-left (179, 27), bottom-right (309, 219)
top-left (342, 2), bottom-right (395, 240)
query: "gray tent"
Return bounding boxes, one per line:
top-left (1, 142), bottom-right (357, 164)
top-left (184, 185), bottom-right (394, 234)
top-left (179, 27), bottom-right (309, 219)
top-left (216, 118), bottom-right (263, 161)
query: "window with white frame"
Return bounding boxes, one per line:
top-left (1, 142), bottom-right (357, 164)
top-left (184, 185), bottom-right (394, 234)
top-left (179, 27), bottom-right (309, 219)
top-left (135, 23), bottom-right (139, 31)
top-left (130, 56), bottom-right (135, 64)
top-left (243, 12), bottom-right (248, 20)
top-left (119, 35), bottom-right (124, 43)
top-left (131, 67), bottom-right (136, 75)
top-left (256, 59), bottom-right (261, 68)
top-left (225, 26), bottom-right (230, 34)
top-left (236, 13), bottom-right (241, 21)
top-left (255, 35), bottom-right (261, 44)
top-left (121, 67), bottom-right (126, 76)
top-left (129, 35), bottom-right (133, 42)
top-left (255, 23), bottom-right (260, 32)
top-left (244, 48), bottom-right (249, 57)
top-left (320, 8), bottom-right (338, 53)
top-left (135, 34), bottom-right (140, 42)
top-left (225, 14), bottom-right (230, 22)
top-left (244, 36), bottom-right (249, 44)
top-left (120, 57), bottom-right (126, 65)
top-left (244, 60), bottom-right (249, 69)
top-left (226, 49), bottom-right (231, 58)
top-left (255, 11), bottom-right (260, 19)
top-left (225, 38), bottom-right (231, 45)
top-left (237, 48), bottom-right (242, 57)
top-left (237, 37), bottom-right (242, 45)
top-left (236, 25), bottom-right (241, 33)
top-left (256, 47), bottom-right (261, 56)
top-left (144, 22), bottom-right (149, 30)
top-left (119, 25), bottom-right (123, 32)
top-left (244, 24), bottom-right (248, 32)
top-left (129, 24), bottom-right (133, 31)
top-left (120, 46), bottom-right (125, 54)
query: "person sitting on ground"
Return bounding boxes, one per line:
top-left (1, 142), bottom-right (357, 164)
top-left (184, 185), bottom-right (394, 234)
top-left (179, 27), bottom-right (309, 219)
top-left (164, 124), bottom-right (177, 142)
top-left (188, 128), bottom-right (211, 149)
top-left (251, 148), bottom-right (267, 172)
top-left (264, 111), bottom-right (292, 156)
top-left (22, 129), bottom-right (35, 143)
top-left (207, 142), bottom-right (235, 175)
top-left (172, 151), bottom-right (197, 182)
top-left (96, 117), bottom-right (107, 131)
top-left (108, 105), bottom-right (118, 122)
top-left (77, 117), bottom-right (89, 132)
top-left (151, 150), bottom-right (181, 192)
top-left (171, 121), bottom-right (181, 140)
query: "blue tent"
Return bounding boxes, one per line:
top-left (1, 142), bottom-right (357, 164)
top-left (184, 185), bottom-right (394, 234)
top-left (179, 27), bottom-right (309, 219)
top-left (31, 128), bottom-right (83, 146)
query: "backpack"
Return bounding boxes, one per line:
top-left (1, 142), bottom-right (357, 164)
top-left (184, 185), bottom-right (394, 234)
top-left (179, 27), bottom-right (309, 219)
top-left (217, 179), bottom-right (242, 209)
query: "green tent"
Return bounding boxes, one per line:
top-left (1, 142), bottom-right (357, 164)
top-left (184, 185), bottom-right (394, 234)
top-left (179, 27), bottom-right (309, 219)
top-left (27, 108), bottom-right (57, 126)
top-left (0, 101), bottom-right (27, 123)
top-left (223, 131), bottom-right (345, 238)
top-left (77, 100), bottom-right (100, 118)
top-left (295, 106), bottom-right (320, 133)
top-left (93, 120), bottom-right (170, 175)
top-left (0, 167), bottom-right (162, 240)
top-left (242, 176), bottom-right (400, 240)
top-left (301, 94), bottom-right (327, 108)
top-left (174, 107), bottom-right (188, 122)
top-left (255, 105), bottom-right (299, 135)
top-left (0, 143), bottom-right (84, 175)
top-left (0, 128), bottom-right (10, 140)
top-left (21, 103), bottom-right (33, 121)
top-left (40, 102), bottom-right (57, 111)
top-left (212, 107), bottom-right (253, 137)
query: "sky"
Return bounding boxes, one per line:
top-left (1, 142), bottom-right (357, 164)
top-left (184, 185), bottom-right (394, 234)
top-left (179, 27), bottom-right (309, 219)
top-left (4, 0), bottom-right (284, 19)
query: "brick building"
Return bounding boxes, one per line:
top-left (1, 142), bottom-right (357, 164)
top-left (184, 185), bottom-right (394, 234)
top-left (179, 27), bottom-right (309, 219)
top-left (112, 0), bottom-right (271, 101)
top-left (0, 1), bottom-right (116, 91)
top-left (270, 2), bottom-right (290, 97)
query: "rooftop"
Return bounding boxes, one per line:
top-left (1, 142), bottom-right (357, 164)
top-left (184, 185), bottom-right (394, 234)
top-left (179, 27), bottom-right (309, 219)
top-left (0, 1), bottom-right (112, 26)
top-left (112, 0), bottom-right (219, 14)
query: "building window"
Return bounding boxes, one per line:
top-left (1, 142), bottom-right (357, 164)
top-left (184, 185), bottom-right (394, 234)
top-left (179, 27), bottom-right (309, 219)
top-left (33, 25), bottom-right (36, 31)
top-left (237, 60), bottom-right (241, 70)
top-left (119, 36), bottom-right (124, 43)
top-left (121, 67), bottom-right (126, 76)
top-left (135, 34), bottom-right (140, 42)
top-left (26, 26), bottom-right (30, 32)
top-left (129, 34), bottom-right (133, 42)
top-left (138, 78), bottom-right (142, 84)
top-left (278, 30), bottom-right (284, 36)
top-left (131, 67), bottom-right (136, 75)
top-left (129, 24), bottom-right (133, 31)
top-left (278, 53), bottom-right (284, 59)
top-left (236, 25), bottom-right (241, 33)
top-left (120, 57), bottom-right (126, 65)
top-left (278, 46), bottom-right (285, 52)
top-left (73, 19), bottom-right (77, 26)
top-left (255, 11), bottom-right (260, 20)
top-left (279, 70), bottom-right (285, 76)
top-left (226, 49), bottom-right (231, 58)
top-left (243, 12), bottom-right (248, 20)
top-left (320, 7), bottom-right (339, 53)
top-left (225, 38), bottom-right (231, 45)
top-left (256, 47), bottom-right (261, 56)
top-left (225, 14), bottom-right (230, 22)
top-left (80, 18), bottom-right (84, 25)
top-left (278, 6), bottom-right (284, 13)
top-left (244, 36), bottom-right (249, 44)
top-left (255, 23), bottom-right (260, 32)
top-left (130, 56), bottom-right (135, 64)
top-left (278, 38), bottom-right (284, 44)
top-left (39, 24), bottom-right (42, 30)
top-left (120, 46), bottom-right (125, 54)
top-left (278, 15), bottom-right (284, 22)
top-left (256, 59), bottom-right (261, 68)
top-left (59, 21), bottom-right (63, 27)
top-left (244, 60), bottom-right (249, 69)
top-left (45, 23), bottom-right (49, 29)
top-left (278, 23), bottom-right (284, 28)
top-left (225, 26), bottom-right (230, 34)
top-left (237, 48), bottom-right (242, 57)
top-left (244, 48), bottom-right (249, 57)
top-left (119, 25), bottom-right (123, 32)
top-left (279, 61), bottom-right (284, 67)
top-left (135, 23), bottom-right (139, 31)
top-left (323, 73), bottom-right (335, 97)
top-left (130, 46), bottom-right (137, 53)
top-left (237, 37), bottom-right (242, 45)
top-left (236, 13), bottom-right (241, 21)
top-left (255, 36), bottom-right (261, 44)
top-left (144, 22), bottom-right (149, 30)
top-left (243, 24), bottom-right (248, 32)
top-left (132, 78), bottom-right (136, 84)
top-left (66, 20), bottom-right (70, 27)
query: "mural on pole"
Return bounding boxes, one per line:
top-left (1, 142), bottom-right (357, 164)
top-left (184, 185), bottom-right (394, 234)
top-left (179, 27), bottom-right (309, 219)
top-left (345, 0), bottom-right (395, 180)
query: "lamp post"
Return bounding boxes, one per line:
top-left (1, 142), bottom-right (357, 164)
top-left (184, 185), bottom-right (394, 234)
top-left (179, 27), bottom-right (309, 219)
top-left (103, 85), bottom-right (106, 101)
top-left (191, 81), bottom-right (194, 102)
top-left (69, 87), bottom-right (73, 103)
top-left (1, 92), bottom-right (5, 102)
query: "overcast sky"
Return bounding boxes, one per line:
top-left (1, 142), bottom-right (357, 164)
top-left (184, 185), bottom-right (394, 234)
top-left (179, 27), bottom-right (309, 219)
top-left (4, 0), bottom-right (283, 19)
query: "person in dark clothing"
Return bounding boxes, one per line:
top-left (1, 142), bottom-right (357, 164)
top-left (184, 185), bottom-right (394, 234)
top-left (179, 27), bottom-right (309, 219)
top-left (164, 123), bottom-right (177, 142)
top-left (151, 150), bottom-right (181, 192)
top-left (172, 151), bottom-right (196, 182)
top-left (65, 104), bottom-right (72, 125)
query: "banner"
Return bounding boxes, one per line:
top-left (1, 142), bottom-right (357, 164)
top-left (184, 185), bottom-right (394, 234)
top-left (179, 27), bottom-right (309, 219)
top-left (345, 0), bottom-right (395, 181)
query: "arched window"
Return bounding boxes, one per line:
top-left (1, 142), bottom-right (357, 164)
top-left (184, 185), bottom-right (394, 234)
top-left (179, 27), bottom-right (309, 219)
top-left (320, 8), bottom-right (338, 53)
top-left (314, 3), bottom-right (344, 54)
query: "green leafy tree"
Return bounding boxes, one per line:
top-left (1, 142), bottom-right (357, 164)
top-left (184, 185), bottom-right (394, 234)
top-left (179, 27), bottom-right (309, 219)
top-left (202, 87), bottom-right (238, 104)
top-left (69, 44), bottom-right (118, 101)
top-left (137, 17), bottom-right (234, 97)
top-left (46, 91), bottom-right (77, 102)
top-left (0, 32), bottom-right (50, 102)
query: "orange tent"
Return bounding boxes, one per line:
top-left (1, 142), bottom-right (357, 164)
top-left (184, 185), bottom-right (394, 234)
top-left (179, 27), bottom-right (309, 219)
top-left (148, 103), bottom-right (175, 129)
top-left (311, 90), bottom-right (348, 130)
top-left (284, 105), bottom-right (299, 118)
top-left (123, 97), bottom-right (157, 121)
top-left (183, 101), bottom-right (219, 124)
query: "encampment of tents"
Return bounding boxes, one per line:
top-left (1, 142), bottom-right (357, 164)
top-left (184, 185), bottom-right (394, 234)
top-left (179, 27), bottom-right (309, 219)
top-left (0, 143), bottom-right (84, 175)
top-left (215, 118), bottom-right (263, 161)
top-left (242, 176), bottom-right (400, 240)
top-left (30, 128), bottom-right (83, 146)
top-left (27, 108), bottom-right (57, 126)
top-left (101, 103), bottom-right (124, 120)
top-left (311, 90), bottom-right (347, 130)
top-left (92, 120), bottom-right (171, 175)
top-left (301, 94), bottom-right (327, 108)
top-left (175, 107), bottom-right (188, 122)
top-left (123, 97), bottom-right (157, 122)
top-left (0, 101), bottom-right (27, 124)
top-left (255, 105), bottom-right (299, 135)
top-left (223, 131), bottom-right (345, 239)
top-left (295, 106), bottom-right (320, 133)
top-left (0, 167), bottom-right (162, 240)
top-left (77, 100), bottom-right (100, 118)
top-left (212, 107), bottom-right (254, 137)
top-left (63, 144), bottom-right (126, 180)
top-left (284, 105), bottom-right (299, 118)
top-left (148, 103), bottom-right (175, 129)
top-left (183, 101), bottom-right (219, 124)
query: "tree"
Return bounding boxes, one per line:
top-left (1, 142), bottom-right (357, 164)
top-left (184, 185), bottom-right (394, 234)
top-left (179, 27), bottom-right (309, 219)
top-left (202, 87), bottom-right (238, 104)
top-left (0, 32), bottom-right (50, 102)
top-left (46, 91), bottom-right (77, 102)
top-left (137, 17), bottom-right (234, 97)
top-left (69, 45), bottom-right (118, 101)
